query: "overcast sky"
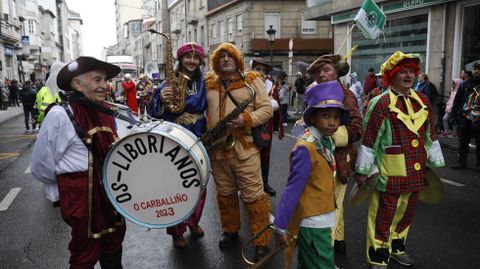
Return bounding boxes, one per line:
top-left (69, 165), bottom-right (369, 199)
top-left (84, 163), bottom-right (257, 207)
top-left (65, 0), bottom-right (117, 59)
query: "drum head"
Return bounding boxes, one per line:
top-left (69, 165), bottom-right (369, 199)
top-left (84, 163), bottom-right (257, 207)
top-left (103, 125), bottom-right (210, 229)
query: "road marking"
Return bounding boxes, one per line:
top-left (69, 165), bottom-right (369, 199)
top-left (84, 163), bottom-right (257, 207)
top-left (0, 135), bottom-right (36, 138)
top-left (0, 152), bottom-right (20, 160)
top-left (0, 135), bottom-right (36, 144)
top-left (25, 165), bottom-right (31, 174)
top-left (441, 178), bottom-right (465, 187)
top-left (0, 188), bottom-right (22, 211)
top-left (285, 133), bottom-right (296, 139)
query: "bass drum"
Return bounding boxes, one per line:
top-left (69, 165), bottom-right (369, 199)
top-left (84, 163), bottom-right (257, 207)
top-left (103, 121), bottom-right (211, 229)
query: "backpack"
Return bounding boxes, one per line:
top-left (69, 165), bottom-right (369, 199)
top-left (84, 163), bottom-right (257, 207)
top-left (463, 86), bottom-right (480, 126)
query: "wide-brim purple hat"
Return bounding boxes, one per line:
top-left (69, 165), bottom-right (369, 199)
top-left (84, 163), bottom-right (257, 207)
top-left (303, 80), bottom-right (350, 126)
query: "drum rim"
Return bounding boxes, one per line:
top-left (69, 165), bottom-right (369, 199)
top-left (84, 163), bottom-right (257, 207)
top-left (102, 123), bottom-right (211, 229)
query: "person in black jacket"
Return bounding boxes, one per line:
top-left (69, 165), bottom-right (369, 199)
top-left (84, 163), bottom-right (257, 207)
top-left (451, 62), bottom-right (480, 172)
top-left (294, 72), bottom-right (305, 114)
top-left (18, 80), bottom-right (37, 133)
top-left (9, 79), bottom-right (20, 106)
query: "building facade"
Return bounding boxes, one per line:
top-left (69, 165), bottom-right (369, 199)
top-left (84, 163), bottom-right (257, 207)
top-left (206, 0), bottom-right (333, 77)
top-left (68, 9), bottom-right (83, 60)
top-left (305, 0), bottom-right (480, 95)
top-left (115, 0), bottom-right (142, 55)
top-left (1, 0), bottom-right (26, 81)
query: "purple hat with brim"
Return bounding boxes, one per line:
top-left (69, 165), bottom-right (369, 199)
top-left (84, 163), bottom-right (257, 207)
top-left (303, 81), bottom-right (350, 126)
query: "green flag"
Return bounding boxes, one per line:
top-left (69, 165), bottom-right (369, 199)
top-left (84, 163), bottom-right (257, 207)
top-left (354, 0), bottom-right (386, 39)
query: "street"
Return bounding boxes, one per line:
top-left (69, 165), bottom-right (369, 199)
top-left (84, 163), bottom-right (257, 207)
top-left (0, 113), bottom-right (479, 269)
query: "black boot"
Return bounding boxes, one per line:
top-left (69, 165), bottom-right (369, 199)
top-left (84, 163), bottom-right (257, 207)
top-left (219, 232), bottom-right (239, 249)
top-left (261, 165), bottom-right (276, 196)
top-left (254, 245), bottom-right (270, 262)
top-left (334, 240), bottom-right (347, 254)
top-left (263, 180), bottom-right (276, 196)
top-left (99, 249), bottom-right (122, 269)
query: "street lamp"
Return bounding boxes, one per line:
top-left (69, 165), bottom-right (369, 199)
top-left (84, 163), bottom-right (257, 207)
top-left (14, 44), bottom-right (25, 82)
top-left (266, 25), bottom-right (276, 67)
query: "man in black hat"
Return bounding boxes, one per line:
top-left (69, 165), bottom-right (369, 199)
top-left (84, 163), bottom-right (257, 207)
top-left (251, 58), bottom-right (277, 196)
top-left (31, 56), bottom-right (126, 268)
top-left (451, 61), bottom-right (480, 172)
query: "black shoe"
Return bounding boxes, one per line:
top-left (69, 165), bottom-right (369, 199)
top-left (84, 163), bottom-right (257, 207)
top-left (451, 163), bottom-right (467, 169)
top-left (334, 240), bottom-right (347, 255)
top-left (254, 246), bottom-right (270, 262)
top-left (52, 201), bottom-right (60, 208)
top-left (264, 183), bottom-right (276, 196)
top-left (219, 232), bottom-right (239, 249)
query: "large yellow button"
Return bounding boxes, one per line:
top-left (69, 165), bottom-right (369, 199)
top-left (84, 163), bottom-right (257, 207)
top-left (411, 139), bottom-right (419, 148)
top-left (414, 163), bottom-right (421, 171)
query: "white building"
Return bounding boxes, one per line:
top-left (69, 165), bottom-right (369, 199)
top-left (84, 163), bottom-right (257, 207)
top-left (115, 0), bottom-right (142, 55)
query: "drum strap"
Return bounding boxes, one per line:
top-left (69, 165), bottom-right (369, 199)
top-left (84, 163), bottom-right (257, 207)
top-left (45, 102), bottom-right (87, 145)
top-left (60, 102), bottom-right (88, 146)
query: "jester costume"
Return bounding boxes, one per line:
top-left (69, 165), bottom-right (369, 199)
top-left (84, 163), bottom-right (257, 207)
top-left (355, 52), bottom-right (445, 267)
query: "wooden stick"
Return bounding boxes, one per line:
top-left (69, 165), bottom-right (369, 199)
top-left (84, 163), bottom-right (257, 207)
top-left (336, 23), bottom-right (356, 55)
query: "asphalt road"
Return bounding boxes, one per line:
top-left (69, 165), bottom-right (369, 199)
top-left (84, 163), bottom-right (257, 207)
top-left (0, 114), bottom-right (479, 268)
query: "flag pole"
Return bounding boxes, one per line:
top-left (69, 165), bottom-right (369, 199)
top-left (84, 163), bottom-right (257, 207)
top-left (336, 23), bottom-right (356, 55)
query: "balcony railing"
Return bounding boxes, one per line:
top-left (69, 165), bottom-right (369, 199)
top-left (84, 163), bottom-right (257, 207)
top-left (252, 32), bottom-right (325, 39)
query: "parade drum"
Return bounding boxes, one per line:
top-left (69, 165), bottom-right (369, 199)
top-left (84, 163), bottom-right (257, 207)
top-left (115, 118), bottom-right (132, 139)
top-left (103, 121), bottom-right (211, 228)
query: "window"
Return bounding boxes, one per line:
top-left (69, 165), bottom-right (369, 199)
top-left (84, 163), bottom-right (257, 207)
top-left (265, 13), bottom-right (280, 38)
top-left (301, 15), bottom-right (316, 35)
top-left (351, 13), bottom-right (428, 82)
top-left (3, 0), bottom-right (10, 22)
top-left (180, 4), bottom-right (185, 21)
top-left (123, 24), bottom-right (128, 38)
top-left (200, 26), bottom-right (205, 47)
top-left (220, 20), bottom-right (225, 41)
top-left (194, 28), bottom-right (197, 43)
top-left (28, 19), bottom-right (36, 34)
top-left (236, 14), bottom-right (242, 35)
top-left (227, 18), bottom-right (233, 41)
top-left (189, 0), bottom-right (195, 12)
top-left (212, 23), bottom-right (217, 38)
top-left (461, 4), bottom-right (480, 70)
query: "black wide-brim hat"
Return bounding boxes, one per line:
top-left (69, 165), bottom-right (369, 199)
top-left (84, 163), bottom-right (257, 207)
top-left (57, 56), bottom-right (121, 91)
top-left (251, 58), bottom-right (273, 74)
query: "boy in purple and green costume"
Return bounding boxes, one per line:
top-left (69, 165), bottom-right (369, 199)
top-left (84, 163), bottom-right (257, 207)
top-left (274, 81), bottom-right (350, 269)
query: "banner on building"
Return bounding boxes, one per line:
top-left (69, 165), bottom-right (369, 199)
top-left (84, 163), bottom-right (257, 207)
top-left (354, 0), bottom-right (386, 39)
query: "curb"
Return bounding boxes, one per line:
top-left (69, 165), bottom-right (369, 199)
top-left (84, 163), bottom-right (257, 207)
top-left (0, 109), bottom-right (24, 125)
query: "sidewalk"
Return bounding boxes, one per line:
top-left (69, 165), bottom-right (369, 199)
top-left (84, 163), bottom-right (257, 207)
top-left (0, 106), bottom-right (23, 124)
